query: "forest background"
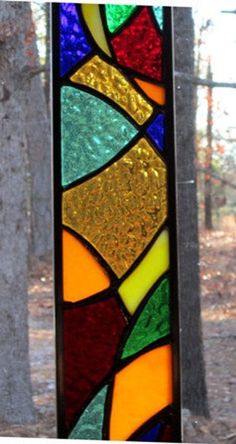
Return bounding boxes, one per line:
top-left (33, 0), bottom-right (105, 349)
top-left (0, 2), bottom-right (235, 443)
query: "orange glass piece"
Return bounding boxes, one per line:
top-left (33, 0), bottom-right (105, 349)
top-left (109, 344), bottom-right (173, 440)
top-left (135, 78), bottom-right (166, 106)
top-left (62, 229), bottom-right (110, 303)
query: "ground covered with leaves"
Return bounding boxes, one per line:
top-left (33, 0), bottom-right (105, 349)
top-left (183, 219), bottom-right (236, 444)
top-left (0, 220), bottom-right (235, 442)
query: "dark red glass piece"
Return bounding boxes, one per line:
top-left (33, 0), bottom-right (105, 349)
top-left (63, 296), bottom-right (127, 430)
top-left (159, 424), bottom-right (173, 442)
top-left (111, 7), bottom-right (163, 82)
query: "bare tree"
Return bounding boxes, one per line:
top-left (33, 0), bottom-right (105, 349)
top-left (0, 2), bottom-right (35, 423)
top-left (24, 4), bottom-right (52, 258)
top-left (174, 7), bottom-right (209, 417)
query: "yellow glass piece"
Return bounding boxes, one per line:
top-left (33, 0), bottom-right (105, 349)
top-left (119, 229), bottom-right (169, 314)
top-left (81, 4), bottom-right (111, 57)
top-left (70, 55), bottom-right (153, 125)
top-left (135, 78), bottom-right (166, 106)
top-left (63, 229), bottom-right (110, 303)
top-left (62, 138), bottom-right (167, 277)
top-left (109, 344), bottom-right (173, 441)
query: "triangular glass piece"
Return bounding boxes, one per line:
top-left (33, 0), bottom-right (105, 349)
top-left (61, 86), bottom-right (138, 186)
top-left (60, 3), bottom-right (92, 76)
top-left (121, 278), bottom-right (170, 359)
top-left (105, 5), bottom-right (137, 33)
top-left (153, 7), bottom-right (163, 31)
top-left (69, 385), bottom-right (108, 439)
top-left (138, 423), bottom-right (162, 442)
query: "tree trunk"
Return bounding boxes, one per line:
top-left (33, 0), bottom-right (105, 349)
top-left (24, 5), bottom-right (52, 259)
top-left (173, 7), bottom-right (209, 417)
top-left (44, 3), bottom-right (51, 111)
top-left (0, 2), bottom-right (35, 423)
top-left (204, 61), bottom-right (213, 230)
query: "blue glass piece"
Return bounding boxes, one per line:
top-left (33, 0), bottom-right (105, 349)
top-left (61, 86), bottom-right (138, 186)
top-left (60, 3), bottom-right (92, 77)
top-left (138, 423), bottom-right (162, 442)
top-left (69, 385), bottom-right (108, 439)
top-left (147, 113), bottom-right (165, 152)
top-left (152, 7), bottom-right (163, 31)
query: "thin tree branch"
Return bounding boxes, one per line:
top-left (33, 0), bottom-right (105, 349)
top-left (20, 64), bottom-right (49, 80)
top-left (175, 71), bottom-right (236, 89)
top-left (197, 167), bottom-right (236, 189)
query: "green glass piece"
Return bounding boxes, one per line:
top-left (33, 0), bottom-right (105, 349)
top-left (61, 86), bottom-right (137, 187)
top-left (121, 278), bottom-right (170, 360)
top-left (69, 385), bottom-right (108, 439)
top-left (105, 5), bottom-right (136, 33)
top-left (152, 7), bottom-right (163, 31)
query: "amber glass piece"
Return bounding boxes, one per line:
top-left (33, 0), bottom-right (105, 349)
top-left (62, 229), bottom-right (110, 303)
top-left (62, 138), bottom-right (167, 277)
top-left (70, 55), bottom-right (153, 125)
top-left (81, 4), bottom-right (111, 57)
top-left (109, 344), bottom-right (173, 440)
top-left (135, 78), bottom-right (166, 105)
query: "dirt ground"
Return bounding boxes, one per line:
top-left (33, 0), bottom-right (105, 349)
top-left (0, 219), bottom-right (235, 442)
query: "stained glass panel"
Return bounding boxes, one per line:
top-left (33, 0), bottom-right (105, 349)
top-left (53, 3), bottom-right (181, 441)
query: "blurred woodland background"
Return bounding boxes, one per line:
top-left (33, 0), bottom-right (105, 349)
top-left (0, 2), bottom-right (235, 442)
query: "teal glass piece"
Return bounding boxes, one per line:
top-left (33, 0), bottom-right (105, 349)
top-left (61, 86), bottom-right (138, 187)
top-left (69, 385), bottom-right (108, 439)
top-left (153, 6), bottom-right (163, 31)
top-left (121, 278), bottom-right (170, 360)
top-left (105, 5), bottom-right (136, 33)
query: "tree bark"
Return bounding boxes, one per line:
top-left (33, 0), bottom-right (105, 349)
top-left (173, 8), bottom-right (209, 417)
top-left (0, 2), bottom-right (35, 423)
top-left (204, 61), bottom-right (213, 230)
top-left (24, 5), bottom-right (52, 258)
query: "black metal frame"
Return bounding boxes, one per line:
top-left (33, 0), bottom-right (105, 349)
top-left (52, 3), bottom-right (182, 441)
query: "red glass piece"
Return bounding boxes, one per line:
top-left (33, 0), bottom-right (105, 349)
top-left (160, 424), bottom-right (173, 442)
top-left (111, 7), bottom-right (163, 82)
top-left (63, 296), bottom-right (127, 430)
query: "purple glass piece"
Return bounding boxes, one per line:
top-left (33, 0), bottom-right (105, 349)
top-left (147, 113), bottom-right (165, 152)
top-left (60, 3), bottom-right (92, 77)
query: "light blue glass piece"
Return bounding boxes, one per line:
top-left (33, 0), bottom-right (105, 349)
top-left (69, 385), bottom-right (108, 439)
top-left (153, 6), bottom-right (163, 31)
top-left (61, 86), bottom-right (138, 186)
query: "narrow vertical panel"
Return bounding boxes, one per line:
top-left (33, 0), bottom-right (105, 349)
top-left (52, 4), bottom-right (181, 442)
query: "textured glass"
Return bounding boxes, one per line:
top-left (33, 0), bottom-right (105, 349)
top-left (64, 298), bottom-right (126, 429)
top-left (70, 55), bottom-right (153, 125)
top-left (111, 7), bottom-right (163, 82)
top-left (81, 4), bottom-right (111, 56)
top-left (121, 278), bottom-right (170, 359)
top-left (119, 230), bottom-right (169, 314)
top-left (60, 3), bottom-right (92, 77)
top-left (69, 386), bottom-right (108, 439)
top-left (153, 6), bottom-right (163, 31)
top-left (63, 138), bottom-right (167, 277)
top-left (147, 113), bottom-right (165, 151)
top-left (61, 86), bottom-right (137, 186)
top-left (105, 5), bottom-right (136, 33)
top-left (109, 345), bottom-right (172, 440)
